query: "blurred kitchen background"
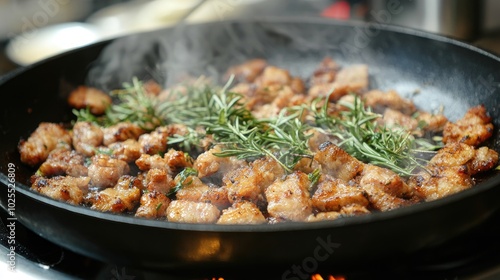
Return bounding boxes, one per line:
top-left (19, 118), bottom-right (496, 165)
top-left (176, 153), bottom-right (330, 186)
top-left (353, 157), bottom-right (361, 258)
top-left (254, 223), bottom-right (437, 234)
top-left (0, 0), bottom-right (499, 76)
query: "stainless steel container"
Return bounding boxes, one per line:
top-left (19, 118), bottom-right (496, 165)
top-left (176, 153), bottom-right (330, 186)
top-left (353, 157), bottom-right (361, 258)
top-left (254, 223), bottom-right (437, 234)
top-left (366, 0), bottom-right (482, 41)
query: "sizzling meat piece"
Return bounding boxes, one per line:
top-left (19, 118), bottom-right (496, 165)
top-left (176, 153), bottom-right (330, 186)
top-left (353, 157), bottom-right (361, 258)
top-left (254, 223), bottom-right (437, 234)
top-left (135, 190), bottom-right (171, 218)
top-left (223, 156), bottom-right (285, 204)
top-left (72, 121), bottom-right (104, 157)
top-left (312, 175), bottom-right (369, 212)
top-left (67, 86), bottom-right (111, 115)
top-left (87, 175), bottom-right (141, 213)
top-left (314, 141), bottom-right (364, 182)
top-left (409, 142), bottom-right (498, 201)
top-left (19, 122), bottom-right (72, 166)
top-left (217, 201), bottom-right (267, 225)
top-left (103, 122), bottom-right (144, 146)
top-left (88, 154), bottom-right (130, 188)
top-left (38, 148), bottom-right (88, 177)
top-left (265, 171), bottom-right (313, 222)
top-left (443, 105), bottom-right (494, 146)
top-left (31, 175), bottom-right (90, 205)
top-left (166, 200), bottom-right (221, 223)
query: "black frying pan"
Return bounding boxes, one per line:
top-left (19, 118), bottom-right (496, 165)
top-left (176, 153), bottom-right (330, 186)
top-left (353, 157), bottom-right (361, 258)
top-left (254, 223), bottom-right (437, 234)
top-left (1, 18), bottom-right (500, 273)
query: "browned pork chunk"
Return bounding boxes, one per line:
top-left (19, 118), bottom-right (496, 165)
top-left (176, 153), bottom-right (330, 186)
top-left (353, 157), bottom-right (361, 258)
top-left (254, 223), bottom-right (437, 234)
top-left (310, 56), bottom-right (339, 86)
top-left (31, 176), bottom-right (90, 205)
top-left (217, 201), bottom-right (267, 225)
top-left (67, 86), bottom-right (111, 115)
top-left (409, 142), bottom-right (499, 201)
top-left (138, 126), bottom-right (170, 155)
top-left (443, 105), bottom-right (494, 146)
top-left (175, 175), bottom-right (230, 209)
top-left (102, 122), bottom-right (144, 146)
top-left (135, 154), bottom-right (171, 171)
top-left (19, 122), bottom-right (72, 166)
top-left (72, 121), bottom-right (104, 157)
top-left (314, 141), bottom-right (364, 182)
top-left (312, 175), bottom-right (369, 212)
top-left (88, 175), bottom-right (141, 213)
top-left (414, 111), bottom-right (448, 133)
top-left (223, 156), bottom-right (285, 204)
top-left (308, 64), bottom-right (368, 101)
top-left (358, 164), bottom-right (415, 211)
top-left (135, 190), bottom-right (170, 218)
top-left (38, 148), bottom-right (88, 177)
top-left (265, 171), bottom-right (313, 222)
top-left (142, 168), bottom-right (174, 193)
top-left (163, 149), bottom-right (193, 171)
top-left (88, 154), bottom-right (130, 188)
top-left (255, 65), bottom-right (292, 88)
top-left (363, 90), bottom-right (416, 115)
top-left (107, 139), bottom-right (142, 163)
top-left (166, 200), bottom-right (220, 223)
top-left (224, 58), bottom-right (267, 83)
top-left (381, 108), bottom-right (418, 132)
top-left (194, 145), bottom-right (247, 179)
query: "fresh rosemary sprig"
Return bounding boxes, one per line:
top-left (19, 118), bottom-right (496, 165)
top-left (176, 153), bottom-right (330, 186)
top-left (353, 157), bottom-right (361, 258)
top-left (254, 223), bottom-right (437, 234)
top-left (198, 91), bottom-right (313, 172)
top-left (105, 77), bottom-right (167, 131)
top-left (311, 94), bottom-right (438, 176)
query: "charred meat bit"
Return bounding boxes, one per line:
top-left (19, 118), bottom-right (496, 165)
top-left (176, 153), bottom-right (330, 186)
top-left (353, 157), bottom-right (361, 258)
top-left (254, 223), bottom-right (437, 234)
top-left (102, 122), bottom-right (144, 146)
top-left (135, 154), bottom-right (171, 172)
top-left (223, 156), bottom-right (285, 204)
top-left (67, 85), bottom-right (111, 115)
top-left (31, 176), bottom-right (90, 205)
top-left (88, 154), bottom-right (130, 188)
top-left (176, 175), bottom-right (231, 209)
top-left (265, 171), bottom-right (313, 222)
top-left (314, 141), bottom-right (364, 182)
top-left (107, 139), bottom-right (142, 163)
top-left (143, 168), bottom-right (175, 193)
top-left (163, 149), bottom-right (193, 172)
top-left (88, 175), bottom-right (141, 213)
top-left (19, 122), bottom-right (72, 166)
top-left (310, 56), bottom-right (339, 86)
top-left (312, 175), bottom-right (369, 212)
top-left (309, 64), bottom-right (369, 101)
top-left (442, 105), bottom-right (494, 146)
top-left (409, 165), bottom-right (472, 201)
top-left (135, 190), bottom-right (170, 219)
top-left (358, 164), bottom-right (415, 211)
top-left (72, 121), bottom-right (104, 157)
top-left (138, 126), bottom-right (170, 155)
top-left (38, 148), bottom-right (88, 177)
top-left (409, 142), bottom-right (498, 201)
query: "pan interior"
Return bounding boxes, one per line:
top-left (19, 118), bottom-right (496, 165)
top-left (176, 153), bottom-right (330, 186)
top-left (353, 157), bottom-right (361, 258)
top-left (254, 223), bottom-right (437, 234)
top-left (1, 17), bottom-right (500, 231)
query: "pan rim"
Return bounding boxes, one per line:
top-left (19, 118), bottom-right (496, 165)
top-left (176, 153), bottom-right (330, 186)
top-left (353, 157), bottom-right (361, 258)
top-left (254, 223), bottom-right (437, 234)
top-left (1, 17), bottom-right (500, 233)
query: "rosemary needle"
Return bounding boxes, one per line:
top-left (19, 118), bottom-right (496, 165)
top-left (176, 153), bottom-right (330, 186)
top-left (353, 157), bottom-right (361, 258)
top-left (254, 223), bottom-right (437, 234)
top-left (311, 94), bottom-right (439, 176)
